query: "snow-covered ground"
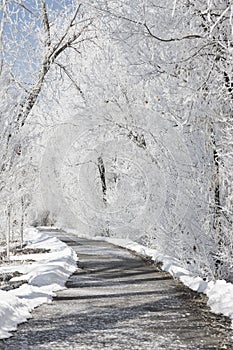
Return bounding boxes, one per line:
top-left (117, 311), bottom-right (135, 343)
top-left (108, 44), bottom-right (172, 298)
top-left (0, 228), bottom-right (77, 339)
top-left (103, 237), bottom-right (233, 328)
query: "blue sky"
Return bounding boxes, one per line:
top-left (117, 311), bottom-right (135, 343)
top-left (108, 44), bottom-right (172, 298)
top-left (0, 0), bottom-right (76, 84)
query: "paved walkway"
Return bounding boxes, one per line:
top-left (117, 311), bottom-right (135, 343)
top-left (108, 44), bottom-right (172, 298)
top-left (1, 230), bottom-right (233, 349)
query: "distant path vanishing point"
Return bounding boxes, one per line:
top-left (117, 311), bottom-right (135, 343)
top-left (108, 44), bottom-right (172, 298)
top-left (1, 229), bottom-right (233, 350)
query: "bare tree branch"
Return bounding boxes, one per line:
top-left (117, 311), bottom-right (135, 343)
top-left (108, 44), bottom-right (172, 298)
top-left (90, 6), bottom-right (204, 42)
top-left (144, 23), bottom-right (203, 42)
top-left (49, 4), bottom-right (82, 59)
top-left (55, 62), bottom-right (85, 100)
top-left (10, 71), bottom-right (29, 93)
top-left (40, 0), bottom-right (51, 47)
top-left (12, 0), bottom-right (39, 18)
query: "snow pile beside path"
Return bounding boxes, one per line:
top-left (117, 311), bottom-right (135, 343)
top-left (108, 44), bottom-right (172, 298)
top-left (104, 237), bottom-right (233, 328)
top-left (0, 290), bottom-right (31, 339)
top-left (0, 228), bottom-right (77, 339)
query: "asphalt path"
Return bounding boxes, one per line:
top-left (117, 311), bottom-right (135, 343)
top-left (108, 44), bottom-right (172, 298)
top-left (1, 230), bottom-right (233, 349)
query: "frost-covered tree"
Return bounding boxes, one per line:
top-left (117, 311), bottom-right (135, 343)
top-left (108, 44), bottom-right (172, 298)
top-left (1, 0), bottom-right (233, 281)
top-left (64, 0), bottom-right (233, 280)
top-left (1, 0), bottom-right (93, 134)
top-left (36, 5), bottom-right (200, 248)
top-left (0, 0), bottom-right (93, 246)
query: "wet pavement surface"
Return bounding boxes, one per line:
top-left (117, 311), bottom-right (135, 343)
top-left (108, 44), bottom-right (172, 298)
top-left (1, 230), bottom-right (233, 349)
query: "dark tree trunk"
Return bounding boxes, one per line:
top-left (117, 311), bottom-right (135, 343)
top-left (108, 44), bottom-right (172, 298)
top-left (97, 156), bottom-right (107, 203)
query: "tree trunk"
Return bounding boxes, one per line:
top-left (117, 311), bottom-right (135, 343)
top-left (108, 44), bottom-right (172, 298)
top-left (6, 204), bottom-right (11, 261)
top-left (97, 156), bottom-right (107, 204)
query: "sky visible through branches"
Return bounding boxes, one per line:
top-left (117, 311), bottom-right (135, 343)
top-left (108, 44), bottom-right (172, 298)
top-left (0, 0), bottom-right (76, 82)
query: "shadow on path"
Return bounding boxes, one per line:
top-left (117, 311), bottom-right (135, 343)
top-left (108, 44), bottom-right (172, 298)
top-left (1, 231), bottom-right (233, 350)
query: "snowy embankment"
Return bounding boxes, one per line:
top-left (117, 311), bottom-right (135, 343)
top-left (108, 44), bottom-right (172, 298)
top-left (104, 237), bottom-right (233, 328)
top-left (0, 228), bottom-right (77, 339)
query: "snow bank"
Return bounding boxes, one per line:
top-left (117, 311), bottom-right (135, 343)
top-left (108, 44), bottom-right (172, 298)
top-left (104, 237), bottom-right (233, 328)
top-left (0, 228), bottom-right (78, 339)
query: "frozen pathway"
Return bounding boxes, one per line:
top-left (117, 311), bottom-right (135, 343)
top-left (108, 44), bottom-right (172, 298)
top-left (1, 230), bottom-right (233, 349)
